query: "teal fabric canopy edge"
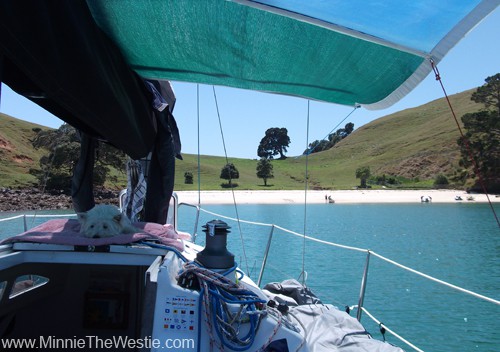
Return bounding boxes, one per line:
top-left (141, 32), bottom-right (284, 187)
top-left (87, 0), bottom-right (497, 110)
top-left (243, 0), bottom-right (483, 54)
top-left (366, 0), bottom-right (498, 110)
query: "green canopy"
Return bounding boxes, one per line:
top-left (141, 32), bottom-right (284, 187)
top-left (87, 0), bottom-right (497, 109)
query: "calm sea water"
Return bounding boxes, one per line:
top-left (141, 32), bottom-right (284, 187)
top-left (1, 203), bottom-right (499, 352)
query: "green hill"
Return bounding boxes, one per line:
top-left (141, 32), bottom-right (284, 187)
top-left (174, 89), bottom-right (483, 190)
top-left (284, 88), bottom-right (482, 189)
top-left (0, 113), bottom-right (51, 188)
top-left (0, 89), bottom-right (484, 190)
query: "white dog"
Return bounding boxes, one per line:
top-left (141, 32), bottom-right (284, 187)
top-left (77, 204), bottom-right (138, 238)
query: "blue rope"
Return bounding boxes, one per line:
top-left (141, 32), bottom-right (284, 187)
top-left (197, 286), bottom-right (204, 352)
top-left (138, 241), bottom-right (188, 262)
top-left (182, 261), bottom-right (265, 351)
top-left (209, 284), bottom-right (262, 351)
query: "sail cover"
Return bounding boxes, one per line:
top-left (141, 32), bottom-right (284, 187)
top-left (87, 0), bottom-right (498, 109)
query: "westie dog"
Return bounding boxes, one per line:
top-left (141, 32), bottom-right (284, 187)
top-left (77, 204), bottom-right (138, 238)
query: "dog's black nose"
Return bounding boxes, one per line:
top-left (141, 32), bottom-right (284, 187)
top-left (93, 235), bottom-right (100, 239)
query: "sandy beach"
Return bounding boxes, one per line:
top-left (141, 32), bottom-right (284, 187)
top-left (175, 189), bottom-right (500, 205)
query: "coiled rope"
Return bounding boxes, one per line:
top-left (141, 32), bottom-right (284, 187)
top-left (177, 261), bottom-right (274, 351)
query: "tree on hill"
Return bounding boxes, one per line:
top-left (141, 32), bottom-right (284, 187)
top-left (304, 139), bottom-right (330, 154)
top-left (220, 162), bottom-right (239, 187)
top-left (184, 171), bottom-right (194, 184)
top-left (304, 122), bottom-right (354, 154)
top-left (434, 174), bottom-right (449, 187)
top-left (471, 73), bottom-right (500, 112)
top-left (256, 158), bottom-right (274, 186)
top-left (355, 166), bottom-right (371, 188)
top-left (457, 73), bottom-right (500, 192)
top-left (257, 127), bottom-right (290, 159)
top-left (30, 124), bottom-right (126, 191)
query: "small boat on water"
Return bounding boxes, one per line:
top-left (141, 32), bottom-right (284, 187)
top-left (0, 1), bottom-right (498, 351)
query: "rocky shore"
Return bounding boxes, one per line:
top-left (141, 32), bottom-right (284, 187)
top-left (0, 188), bottom-right (120, 212)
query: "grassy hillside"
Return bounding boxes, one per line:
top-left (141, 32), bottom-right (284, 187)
top-left (284, 88), bottom-right (483, 189)
top-left (0, 113), bottom-right (51, 188)
top-left (0, 89), bottom-right (484, 190)
top-left (173, 155), bottom-right (310, 190)
top-left (173, 89), bottom-right (483, 190)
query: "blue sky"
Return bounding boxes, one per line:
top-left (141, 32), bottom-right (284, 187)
top-left (0, 9), bottom-right (498, 159)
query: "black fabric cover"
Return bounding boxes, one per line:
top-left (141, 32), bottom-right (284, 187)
top-left (0, 1), bottom-right (180, 221)
top-left (143, 108), bottom-right (176, 224)
top-left (264, 279), bottom-right (322, 306)
top-left (71, 133), bottom-right (97, 213)
top-left (0, 0), bottom-right (156, 159)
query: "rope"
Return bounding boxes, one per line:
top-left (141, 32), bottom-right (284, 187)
top-left (178, 261), bottom-right (267, 351)
top-left (361, 307), bottom-right (424, 352)
top-left (370, 250), bottom-right (500, 305)
top-left (138, 241), bottom-right (188, 262)
top-left (286, 311), bottom-right (307, 351)
top-left (0, 215), bottom-right (26, 222)
top-left (1, 213), bottom-right (75, 219)
top-left (211, 86), bottom-right (250, 276)
top-left (196, 207), bottom-right (367, 252)
top-left (185, 204), bottom-right (500, 305)
top-left (255, 308), bottom-right (283, 352)
top-left (430, 60), bottom-right (500, 229)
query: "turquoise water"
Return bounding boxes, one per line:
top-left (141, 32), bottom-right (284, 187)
top-left (178, 203), bottom-right (500, 352)
top-left (1, 203), bottom-right (499, 351)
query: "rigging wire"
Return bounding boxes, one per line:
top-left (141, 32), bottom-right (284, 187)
top-left (298, 102), bottom-right (362, 284)
top-left (194, 84), bottom-right (202, 243)
top-left (197, 84), bottom-right (201, 207)
top-left (301, 104), bottom-right (360, 157)
top-left (300, 100), bottom-right (310, 285)
top-left (211, 86), bottom-right (250, 275)
top-left (430, 60), bottom-right (500, 229)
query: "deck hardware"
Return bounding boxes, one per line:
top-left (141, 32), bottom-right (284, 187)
top-left (196, 220), bottom-right (234, 269)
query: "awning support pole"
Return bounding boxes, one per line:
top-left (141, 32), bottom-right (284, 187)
top-left (357, 250), bottom-right (371, 321)
top-left (257, 225), bottom-right (275, 287)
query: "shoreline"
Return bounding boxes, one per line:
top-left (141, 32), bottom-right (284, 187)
top-left (176, 189), bottom-right (500, 205)
top-left (1, 188), bottom-right (498, 212)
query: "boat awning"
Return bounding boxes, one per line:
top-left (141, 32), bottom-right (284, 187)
top-left (87, 0), bottom-right (498, 109)
top-left (0, 1), bottom-right (497, 158)
top-left (0, 1), bottom-right (157, 159)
